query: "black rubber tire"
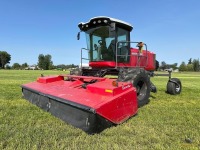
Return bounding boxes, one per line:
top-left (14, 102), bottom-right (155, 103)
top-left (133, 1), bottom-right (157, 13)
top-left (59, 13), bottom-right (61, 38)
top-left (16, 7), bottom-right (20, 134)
top-left (132, 69), bottom-right (150, 107)
top-left (167, 78), bottom-right (182, 95)
top-left (70, 68), bottom-right (82, 75)
top-left (118, 68), bottom-right (150, 107)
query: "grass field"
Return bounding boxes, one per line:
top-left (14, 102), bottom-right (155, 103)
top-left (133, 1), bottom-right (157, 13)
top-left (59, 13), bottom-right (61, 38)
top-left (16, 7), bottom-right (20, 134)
top-left (0, 70), bottom-right (200, 150)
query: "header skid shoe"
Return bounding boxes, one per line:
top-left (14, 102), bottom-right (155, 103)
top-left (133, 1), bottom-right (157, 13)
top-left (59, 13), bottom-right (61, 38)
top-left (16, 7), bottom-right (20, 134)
top-left (22, 75), bottom-right (138, 134)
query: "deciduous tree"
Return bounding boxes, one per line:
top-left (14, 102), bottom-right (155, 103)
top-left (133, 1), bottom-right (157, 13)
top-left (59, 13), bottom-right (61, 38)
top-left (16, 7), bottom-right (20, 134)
top-left (179, 62), bottom-right (187, 71)
top-left (12, 63), bottom-right (21, 70)
top-left (160, 61), bottom-right (167, 70)
top-left (38, 54), bottom-right (53, 70)
top-left (186, 64), bottom-right (194, 71)
top-left (0, 51), bottom-right (11, 69)
top-left (21, 63), bottom-right (28, 69)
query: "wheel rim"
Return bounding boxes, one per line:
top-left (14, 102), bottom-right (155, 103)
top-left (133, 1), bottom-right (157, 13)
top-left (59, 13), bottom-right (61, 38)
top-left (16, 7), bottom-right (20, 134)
top-left (175, 84), bottom-right (180, 92)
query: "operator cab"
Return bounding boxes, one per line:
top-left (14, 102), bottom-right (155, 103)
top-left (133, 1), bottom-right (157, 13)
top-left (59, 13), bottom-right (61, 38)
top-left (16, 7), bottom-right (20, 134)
top-left (78, 16), bottom-right (133, 67)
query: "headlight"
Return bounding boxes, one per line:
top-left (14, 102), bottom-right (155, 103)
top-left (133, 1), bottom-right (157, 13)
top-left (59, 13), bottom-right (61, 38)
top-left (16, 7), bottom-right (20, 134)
top-left (104, 20), bottom-right (108, 23)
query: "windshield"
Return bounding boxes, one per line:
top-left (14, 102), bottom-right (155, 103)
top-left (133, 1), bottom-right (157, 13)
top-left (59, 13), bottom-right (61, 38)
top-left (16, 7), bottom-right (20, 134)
top-left (85, 26), bottom-right (130, 62)
top-left (86, 26), bottom-right (115, 61)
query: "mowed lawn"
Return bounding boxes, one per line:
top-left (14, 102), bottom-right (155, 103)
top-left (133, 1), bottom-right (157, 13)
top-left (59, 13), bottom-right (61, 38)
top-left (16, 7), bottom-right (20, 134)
top-left (0, 70), bottom-right (200, 150)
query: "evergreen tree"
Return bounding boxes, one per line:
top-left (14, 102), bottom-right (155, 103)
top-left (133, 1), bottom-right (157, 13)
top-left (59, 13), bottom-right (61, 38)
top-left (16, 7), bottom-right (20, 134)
top-left (188, 58), bottom-right (192, 64)
top-left (193, 59), bottom-right (200, 72)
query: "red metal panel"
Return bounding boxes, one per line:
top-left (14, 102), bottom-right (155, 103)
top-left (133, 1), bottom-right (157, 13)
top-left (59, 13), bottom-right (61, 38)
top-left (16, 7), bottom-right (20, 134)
top-left (146, 51), bottom-right (156, 70)
top-left (89, 48), bottom-right (155, 71)
top-left (130, 48), bottom-right (155, 70)
top-left (89, 61), bottom-right (116, 68)
top-left (96, 88), bottom-right (138, 124)
top-left (87, 79), bottom-right (133, 96)
top-left (37, 76), bottom-right (64, 83)
top-left (22, 76), bottom-right (138, 124)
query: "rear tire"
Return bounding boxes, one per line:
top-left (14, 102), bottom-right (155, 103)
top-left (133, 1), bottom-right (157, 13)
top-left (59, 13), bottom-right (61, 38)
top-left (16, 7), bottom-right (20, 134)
top-left (167, 78), bottom-right (182, 95)
top-left (70, 68), bottom-right (82, 75)
top-left (118, 68), bottom-right (150, 107)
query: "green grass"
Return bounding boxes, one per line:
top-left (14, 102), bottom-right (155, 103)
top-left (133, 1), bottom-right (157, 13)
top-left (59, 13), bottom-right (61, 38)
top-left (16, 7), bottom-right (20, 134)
top-left (0, 70), bottom-right (200, 150)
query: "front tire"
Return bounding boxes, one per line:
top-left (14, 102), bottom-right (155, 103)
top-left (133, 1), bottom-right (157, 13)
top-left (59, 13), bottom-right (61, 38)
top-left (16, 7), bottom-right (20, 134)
top-left (167, 78), bottom-right (182, 95)
top-left (132, 69), bottom-right (150, 107)
top-left (118, 68), bottom-right (150, 107)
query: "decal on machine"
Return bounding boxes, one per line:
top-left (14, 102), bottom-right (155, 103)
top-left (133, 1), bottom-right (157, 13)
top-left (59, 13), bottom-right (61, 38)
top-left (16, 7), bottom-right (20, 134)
top-left (122, 84), bottom-right (131, 90)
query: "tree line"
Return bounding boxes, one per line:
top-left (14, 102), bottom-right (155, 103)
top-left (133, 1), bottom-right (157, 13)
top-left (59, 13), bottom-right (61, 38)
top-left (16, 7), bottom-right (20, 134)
top-left (158, 58), bottom-right (199, 72)
top-left (37, 54), bottom-right (78, 70)
top-left (179, 58), bottom-right (200, 72)
top-left (0, 52), bottom-right (78, 70)
top-left (0, 50), bottom-right (199, 71)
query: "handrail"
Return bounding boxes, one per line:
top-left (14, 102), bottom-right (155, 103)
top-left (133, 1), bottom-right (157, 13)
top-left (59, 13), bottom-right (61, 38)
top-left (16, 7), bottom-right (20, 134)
top-left (81, 48), bottom-right (90, 69)
top-left (81, 41), bottom-right (149, 69)
top-left (60, 74), bottom-right (106, 81)
top-left (115, 41), bottom-right (148, 68)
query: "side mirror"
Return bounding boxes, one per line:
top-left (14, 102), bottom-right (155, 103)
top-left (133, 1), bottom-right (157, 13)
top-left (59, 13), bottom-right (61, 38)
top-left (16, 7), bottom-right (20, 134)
top-left (77, 32), bottom-right (80, 40)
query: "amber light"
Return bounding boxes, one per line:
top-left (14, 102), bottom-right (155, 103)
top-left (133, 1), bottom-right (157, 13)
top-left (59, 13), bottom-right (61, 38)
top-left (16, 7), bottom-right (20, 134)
top-left (112, 80), bottom-right (118, 87)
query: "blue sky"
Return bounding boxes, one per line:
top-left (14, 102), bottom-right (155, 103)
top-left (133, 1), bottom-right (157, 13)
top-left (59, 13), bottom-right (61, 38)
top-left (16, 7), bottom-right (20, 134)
top-left (0, 0), bottom-right (200, 66)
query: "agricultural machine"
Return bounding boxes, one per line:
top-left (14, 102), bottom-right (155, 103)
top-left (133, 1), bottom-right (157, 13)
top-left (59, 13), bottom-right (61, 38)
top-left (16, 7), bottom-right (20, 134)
top-left (22, 16), bottom-right (182, 134)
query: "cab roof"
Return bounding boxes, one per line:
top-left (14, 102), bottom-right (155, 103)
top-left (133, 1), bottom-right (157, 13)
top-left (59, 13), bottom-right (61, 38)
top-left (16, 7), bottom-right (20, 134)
top-left (78, 16), bottom-right (133, 32)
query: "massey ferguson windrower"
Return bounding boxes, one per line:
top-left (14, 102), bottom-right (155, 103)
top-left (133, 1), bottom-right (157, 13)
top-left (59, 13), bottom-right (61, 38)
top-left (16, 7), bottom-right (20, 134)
top-left (22, 16), bottom-right (182, 134)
